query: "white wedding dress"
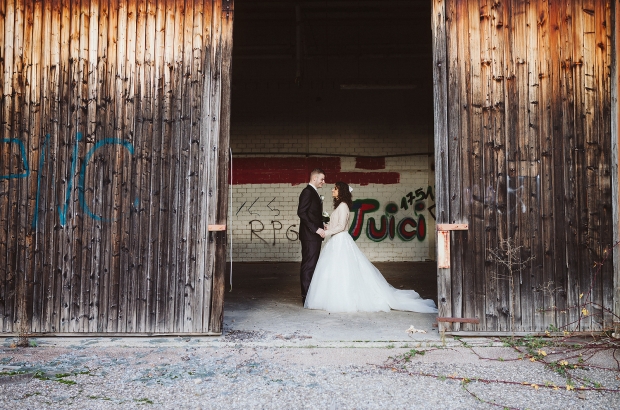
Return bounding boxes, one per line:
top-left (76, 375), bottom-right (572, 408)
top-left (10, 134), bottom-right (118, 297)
top-left (304, 202), bottom-right (438, 313)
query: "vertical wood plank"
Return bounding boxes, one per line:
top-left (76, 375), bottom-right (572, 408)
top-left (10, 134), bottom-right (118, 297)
top-left (210, 0), bottom-right (233, 334)
top-left (594, 0), bottom-right (613, 330)
top-left (456, 0), bottom-right (475, 331)
top-left (17, 0), bottom-right (33, 334)
top-left (92, 0), bottom-right (109, 333)
top-left (572, 0), bottom-right (589, 331)
top-left (111, 0), bottom-right (127, 333)
top-left (6, 0), bottom-right (22, 334)
top-left (431, 0), bottom-right (451, 331)
top-left (2, 0), bottom-right (21, 332)
top-left (467, 0), bottom-right (486, 331)
top-left (612, 0), bottom-right (620, 333)
top-left (525, 0), bottom-right (543, 332)
top-left (507, 0), bottom-right (526, 331)
top-left (161, 0), bottom-right (177, 332)
top-left (480, 0), bottom-right (498, 332)
top-left (445, 0), bottom-right (462, 332)
top-left (179, 0), bottom-right (195, 333)
top-left (206, 0), bottom-right (223, 333)
top-left (550, 0), bottom-right (569, 331)
top-left (581, 0), bottom-right (598, 331)
top-left (539, 0), bottom-right (558, 331)
top-left (156, 1), bottom-right (171, 331)
top-left (131, 0), bottom-right (148, 333)
top-left (559, 0), bottom-right (580, 330)
top-left (27, 0), bottom-right (44, 333)
top-left (36, 0), bottom-right (53, 333)
top-left (196, 0), bottom-right (217, 330)
top-left (0, 0), bottom-right (12, 333)
top-left (86, 0), bottom-right (103, 333)
top-left (58, 0), bottom-right (74, 334)
top-left (491, 0), bottom-right (509, 332)
top-left (188, 0), bottom-right (206, 333)
top-left (149, 1), bottom-right (167, 331)
top-left (169, 0), bottom-right (184, 333)
top-left (99, 0), bottom-right (119, 332)
top-left (596, 1), bottom-right (616, 329)
top-left (76, 0), bottom-right (92, 333)
top-left (66, 0), bottom-right (82, 333)
top-left (120, 0), bottom-right (137, 333)
top-left (48, 0), bottom-right (63, 333)
top-left (143, 0), bottom-right (160, 332)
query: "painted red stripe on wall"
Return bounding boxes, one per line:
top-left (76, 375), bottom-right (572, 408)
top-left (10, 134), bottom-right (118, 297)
top-left (232, 157), bottom-right (400, 185)
top-left (328, 172), bottom-right (399, 186)
top-left (355, 157), bottom-right (385, 170)
top-left (232, 157), bottom-right (340, 185)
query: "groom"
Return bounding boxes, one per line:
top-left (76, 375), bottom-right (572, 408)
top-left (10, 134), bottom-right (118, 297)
top-left (297, 168), bottom-right (326, 304)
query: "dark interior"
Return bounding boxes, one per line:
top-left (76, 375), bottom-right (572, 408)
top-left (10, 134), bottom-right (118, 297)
top-left (228, 0), bottom-right (437, 301)
top-left (231, 0), bottom-right (435, 142)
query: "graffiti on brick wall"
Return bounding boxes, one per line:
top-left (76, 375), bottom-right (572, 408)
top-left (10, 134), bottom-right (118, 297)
top-left (249, 219), bottom-right (299, 245)
top-left (238, 197), bottom-right (299, 245)
top-left (349, 186), bottom-right (435, 243)
top-left (238, 186), bottom-right (435, 245)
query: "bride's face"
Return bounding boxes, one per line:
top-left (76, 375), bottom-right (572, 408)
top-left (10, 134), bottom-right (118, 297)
top-left (331, 186), bottom-right (338, 197)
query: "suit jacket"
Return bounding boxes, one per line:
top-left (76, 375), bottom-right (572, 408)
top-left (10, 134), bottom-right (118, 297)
top-left (297, 185), bottom-right (324, 242)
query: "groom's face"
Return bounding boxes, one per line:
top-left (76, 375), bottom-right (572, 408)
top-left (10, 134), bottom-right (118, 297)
top-left (313, 173), bottom-right (325, 188)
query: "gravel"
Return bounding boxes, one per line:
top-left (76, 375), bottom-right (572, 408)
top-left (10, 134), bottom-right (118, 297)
top-left (0, 339), bottom-right (618, 409)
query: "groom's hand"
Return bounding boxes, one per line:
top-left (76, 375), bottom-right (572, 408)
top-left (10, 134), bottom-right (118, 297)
top-left (316, 228), bottom-right (326, 238)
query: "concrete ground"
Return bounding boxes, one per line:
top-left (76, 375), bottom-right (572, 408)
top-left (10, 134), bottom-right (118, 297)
top-left (2, 263), bottom-right (618, 409)
top-left (223, 262), bottom-right (441, 343)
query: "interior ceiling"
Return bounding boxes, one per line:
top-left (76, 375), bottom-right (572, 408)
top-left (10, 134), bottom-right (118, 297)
top-left (232, 0), bottom-right (432, 84)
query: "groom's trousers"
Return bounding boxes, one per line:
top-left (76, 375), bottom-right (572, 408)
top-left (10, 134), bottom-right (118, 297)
top-left (300, 239), bottom-right (321, 298)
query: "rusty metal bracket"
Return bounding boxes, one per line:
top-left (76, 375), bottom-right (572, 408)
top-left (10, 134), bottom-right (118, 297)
top-left (437, 223), bottom-right (468, 268)
top-left (436, 223), bottom-right (468, 231)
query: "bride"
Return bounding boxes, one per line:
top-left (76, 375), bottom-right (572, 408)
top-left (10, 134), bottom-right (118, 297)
top-left (304, 181), bottom-right (438, 313)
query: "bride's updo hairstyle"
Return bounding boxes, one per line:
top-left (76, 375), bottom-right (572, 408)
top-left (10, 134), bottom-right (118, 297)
top-left (333, 181), bottom-right (353, 209)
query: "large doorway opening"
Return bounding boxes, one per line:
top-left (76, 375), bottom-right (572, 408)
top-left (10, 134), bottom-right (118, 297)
top-left (226, 0), bottom-right (437, 339)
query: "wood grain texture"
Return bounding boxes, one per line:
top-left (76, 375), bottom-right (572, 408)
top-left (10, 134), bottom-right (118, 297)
top-left (445, 0), bottom-right (462, 331)
top-left (0, 0), bottom-right (232, 334)
top-left (612, 0), bottom-right (620, 330)
top-left (436, 0), bottom-right (614, 332)
top-left (0, 0), bottom-right (613, 334)
top-left (431, 0), bottom-right (451, 332)
top-left (456, 0), bottom-right (474, 332)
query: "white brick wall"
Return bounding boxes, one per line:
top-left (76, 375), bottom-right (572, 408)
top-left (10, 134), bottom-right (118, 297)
top-left (227, 120), bottom-right (436, 262)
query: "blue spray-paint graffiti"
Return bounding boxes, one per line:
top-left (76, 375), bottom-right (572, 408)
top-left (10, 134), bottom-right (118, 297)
top-left (58, 132), bottom-right (83, 226)
top-left (78, 138), bottom-right (135, 222)
top-left (0, 138), bottom-right (30, 179)
top-left (31, 134), bottom-right (51, 228)
top-left (26, 132), bottom-right (137, 227)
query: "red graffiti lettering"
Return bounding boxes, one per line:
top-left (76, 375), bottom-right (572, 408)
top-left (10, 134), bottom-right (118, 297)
top-left (349, 199), bottom-right (380, 240)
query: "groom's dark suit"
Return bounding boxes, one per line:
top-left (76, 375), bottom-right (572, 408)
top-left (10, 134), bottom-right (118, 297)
top-left (297, 184), bottom-right (324, 299)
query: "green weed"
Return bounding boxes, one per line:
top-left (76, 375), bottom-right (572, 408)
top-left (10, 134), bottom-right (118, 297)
top-left (135, 398), bottom-right (154, 404)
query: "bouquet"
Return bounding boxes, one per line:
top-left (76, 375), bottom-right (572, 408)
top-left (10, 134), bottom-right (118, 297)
top-left (322, 211), bottom-right (330, 223)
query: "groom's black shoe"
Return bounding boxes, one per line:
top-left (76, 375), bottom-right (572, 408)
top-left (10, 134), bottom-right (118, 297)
top-left (301, 296), bottom-right (306, 306)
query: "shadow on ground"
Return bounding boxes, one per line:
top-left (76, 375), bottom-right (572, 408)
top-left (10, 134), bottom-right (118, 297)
top-left (223, 262), bottom-right (440, 343)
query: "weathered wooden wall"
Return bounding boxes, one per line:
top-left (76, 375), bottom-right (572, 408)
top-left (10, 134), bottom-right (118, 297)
top-left (433, 0), bottom-right (614, 332)
top-left (0, 0), bottom-right (233, 334)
